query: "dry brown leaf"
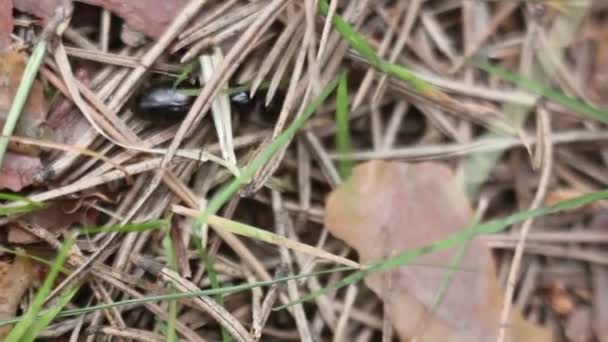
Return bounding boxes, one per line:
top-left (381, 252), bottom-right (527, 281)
top-left (565, 306), bottom-right (593, 342)
top-left (0, 0), bottom-right (12, 49)
top-left (45, 102), bottom-right (91, 146)
top-left (7, 200), bottom-right (96, 244)
top-left (0, 50), bottom-right (50, 153)
top-left (12, 0), bottom-right (63, 22)
top-left (325, 161), bottom-right (552, 342)
top-left (14, 0), bottom-right (188, 39)
top-left (0, 151), bottom-right (42, 191)
top-left (0, 256), bottom-right (36, 339)
top-left (0, 50), bottom-right (50, 190)
top-left (549, 282), bottom-right (575, 316)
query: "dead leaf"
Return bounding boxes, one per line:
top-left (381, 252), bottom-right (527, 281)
top-left (565, 306), bottom-right (593, 342)
top-left (45, 102), bottom-right (91, 146)
top-left (13, 0), bottom-right (63, 23)
top-left (549, 281), bottom-right (575, 316)
top-left (0, 0), bottom-right (12, 49)
top-left (0, 151), bottom-right (42, 191)
top-left (0, 50), bottom-right (52, 190)
top-left (88, 0), bottom-right (189, 39)
top-left (325, 161), bottom-right (552, 342)
top-left (0, 50), bottom-right (50, 155)
top-left (0, 256), bottom-right (36, 339)
top-left (14, 0), bottom-right (188, 39)
top-left (7, 200), bottom-right (96, 244)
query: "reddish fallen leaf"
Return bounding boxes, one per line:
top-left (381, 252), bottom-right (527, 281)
top-left (8, 200), bottom-right (96, 244)
top-left (0, 0), bottom-right (12, 49)
top-left (0, 151), bottom-right (42, 191)
top-left (45, 82), bottom-right (92, 146)
top-left (13, 0), bottom-right (63, 23)
top-left (565, 306), bottom-right (593, 342)
top-left (549, 281), bottom-right (575, 316)
top-left (14, 0), bottom-right (188, 39)
top-left (0, 256), bottom-right (36, 339)
top-left (325, 161), bottom-right (552, 342)
top-left (0, 50), bottom-right (50, 190)
top-left (0, 50), bottom-right (50, 152)
top-left (589, 23), bottom-right (608, 105)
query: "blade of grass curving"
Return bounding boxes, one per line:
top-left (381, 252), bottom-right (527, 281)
top-left (203, 247), bottom-right (231, 342)
top-left (162, 232), bottom-right (178, 342)
top-left (79, 219), bottom-right (168, 235)
top-left (0, 41), bottom-right (47, 167)
top-left (0, 246), bottom-right (70, 274)
top-left (0, 192), bottom-right (43, 204)
top-left (0, 193), bottom-right (45, 216)
top-left (319, 0), bottom-right (380, 65)
top-left (319, 0), bottom-right (440, 97)
top-left (0, 266), bottom-right (357, 327)
top-left (21, 286), bottom-right (79, 342)
top-left (476, 60), bottom-right (608, 124)
top-left (191, 220), bottom-right (230, 341)
top-left (335, 71), bottom-right (353, 180)
top-left (4, 237), bottom-right (74, 341)
top-left (196, 74), bottom-right (341, 226)
top-left (173, 60), bottom-right (197, 88)
top-left (430, 206), bottom-right (485, 312)
top-left (275, 188), bottom-right (608, 310)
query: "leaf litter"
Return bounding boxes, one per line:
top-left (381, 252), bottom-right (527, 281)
top-left (0, 0), bottom-right (607, 341)
top-left (325, 161), bottom-right (551, 341)
top-left (0, 50), bottom-right (49, 190)
top-left (0, 256), bottom-right (37, 340)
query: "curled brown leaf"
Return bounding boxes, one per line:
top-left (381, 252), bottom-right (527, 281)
top-left (0, 0), bottom-right (12, 49)
top-left (14, 0), bottom-right (189, 39)
top-left (0, 256), bottom-right (36, 339)
top-left (325, 161), bottom-right (552, 342)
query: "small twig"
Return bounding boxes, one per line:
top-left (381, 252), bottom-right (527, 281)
top-left (497, 105), bottom-right (553, 342)
top-left (171, 204), bottom-right (360, 269)
top-left (252, 266), bottom-right (286, 341)
top-left (86, 325), bottom-right (165, 342)
top-left (272, 191), bottom-right (314, 342)
top-left (139, 257), bottom-right (255, 342)
top-left (333, 284), bottom-right (358, 342)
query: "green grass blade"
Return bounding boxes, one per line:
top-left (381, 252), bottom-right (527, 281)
top-left (0, 41), bottom-right (47, 167)
top-left (173, 60), bottom-right (197, 88)
top-left (275, 188), bottom-right (608, 310)
top-left (79, 219), bottom-right (168, 235)
top-left (203, 248), bottom-right (231, 342)
top-left (379, 61), bottom-right (439, 98)
top-left (197, 74), bottom-right (341, 226)
top-left (319, 0), bottom-right (438, 96)
top-left (0, 266), bottom-right (357, 326)
top-left (476, 61), bottom-right (608, 124)
top-left (319, 0), bottom-right (380, 65)
top-left (0, 193), bottom-right (42, 204)
top-left (430, 207), bottom-right (484, 312)
top-left (0, 246), bottom-right (70, 274)
top-left (20, 286), bottom-right (79, 342)
top-left (0, 193), bottom-right (45, 216)
top-left (5, 237), bottom-right (73, 341)
top-left (335, 71), bottom-right (353, 180)
top-left (191, 217), bottom-right (229, 341)
top-left (162, 232), bottom-right (178, 342)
